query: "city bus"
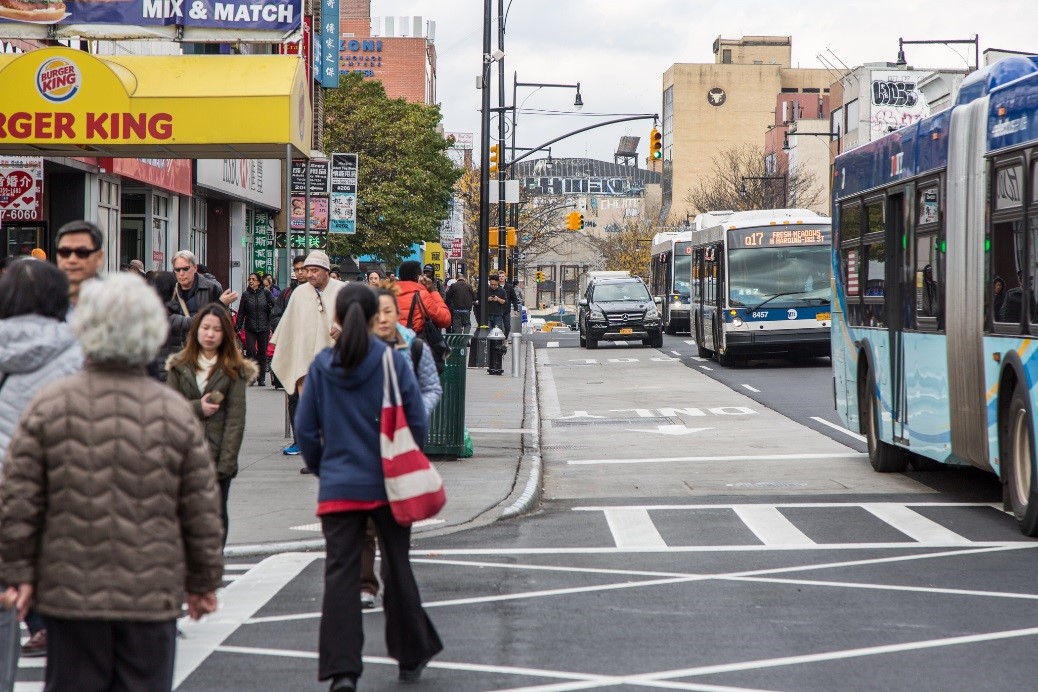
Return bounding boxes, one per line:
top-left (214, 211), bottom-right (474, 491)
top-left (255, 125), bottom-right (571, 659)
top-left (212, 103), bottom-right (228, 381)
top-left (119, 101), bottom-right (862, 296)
top-left (690, 208), bottom-right (832, 366)
top-left (649, 230), bottom-right (693, 334)
top-left (830, 55), bottom-right (1038, 535)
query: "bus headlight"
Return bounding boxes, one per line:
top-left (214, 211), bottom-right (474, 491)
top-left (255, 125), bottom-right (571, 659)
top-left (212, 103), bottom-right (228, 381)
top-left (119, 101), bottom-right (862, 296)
top-left (731, 316), bottom-right (745, 328)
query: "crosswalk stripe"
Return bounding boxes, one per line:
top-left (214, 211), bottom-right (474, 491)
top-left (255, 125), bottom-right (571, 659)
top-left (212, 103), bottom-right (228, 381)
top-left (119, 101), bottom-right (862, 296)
top-left (861, 504), bottom-right (972, 544)
top-left (732, 506), bottom-right (816, 546)
top-left (684, 340), bottom-right (696, 345)
top-left (14, 683), bottom-right (43, 691)
top-left (602, 508), bottom-right (667, 549)
top-left (546, 342), bottom-right (559, 348)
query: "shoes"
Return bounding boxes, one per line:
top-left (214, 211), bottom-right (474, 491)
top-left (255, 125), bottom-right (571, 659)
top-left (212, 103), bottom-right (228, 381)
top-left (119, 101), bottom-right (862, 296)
top-left (399, 656), bottom-right (432, 684)
top-left (21, 629), bottom-right (46, 658)
top-left (282, 444), bottom-right (301, 456)
top-left (257, 380), bottom-right (265, 387)
top-left (300, 466), bottom-right (313, 474)
top-left (360, 591), bottom-right (376, 609)
top-left (329, 675), bottom-right (357, 691)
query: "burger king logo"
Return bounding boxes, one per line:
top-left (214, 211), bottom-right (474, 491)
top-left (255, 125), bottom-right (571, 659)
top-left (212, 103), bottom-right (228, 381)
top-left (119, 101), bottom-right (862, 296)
top-left (36, 58), bottom-right (81, 103)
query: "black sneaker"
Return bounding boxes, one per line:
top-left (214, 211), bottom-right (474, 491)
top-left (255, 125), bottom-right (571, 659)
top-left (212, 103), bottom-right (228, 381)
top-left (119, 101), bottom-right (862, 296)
top-left (399, 657), bottom-right (432, 683)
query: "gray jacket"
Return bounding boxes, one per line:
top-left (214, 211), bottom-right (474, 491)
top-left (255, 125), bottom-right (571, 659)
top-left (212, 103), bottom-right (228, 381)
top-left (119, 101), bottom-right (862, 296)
top-left (0, 315), bottom-right (84, 464)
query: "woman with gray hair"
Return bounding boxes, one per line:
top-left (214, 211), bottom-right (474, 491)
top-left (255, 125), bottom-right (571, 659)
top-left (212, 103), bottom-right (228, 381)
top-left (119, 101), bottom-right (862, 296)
top-left (0, 272), bottom-right (225, 692)
top-left (0, 259), bottom-right (82, 692)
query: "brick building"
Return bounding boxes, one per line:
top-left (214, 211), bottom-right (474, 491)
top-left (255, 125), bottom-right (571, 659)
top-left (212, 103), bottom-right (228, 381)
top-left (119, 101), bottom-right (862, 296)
top-left (338, 0), bottom-right (437, 105)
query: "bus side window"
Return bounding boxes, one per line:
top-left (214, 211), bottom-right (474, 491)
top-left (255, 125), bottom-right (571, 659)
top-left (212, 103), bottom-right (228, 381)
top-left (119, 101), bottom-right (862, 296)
top-left (863, 241), bottom-right (886, 328)
top-left (992, 219), bottom-right (1025, 325)
top-left (915, 234), bottom-right (939, 325)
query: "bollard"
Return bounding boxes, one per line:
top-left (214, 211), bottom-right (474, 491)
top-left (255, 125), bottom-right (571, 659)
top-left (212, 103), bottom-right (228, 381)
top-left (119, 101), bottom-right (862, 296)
top-left (486, 326), bottom-right (506, 376)
top-left (511, 331), bottom-right (521, 378)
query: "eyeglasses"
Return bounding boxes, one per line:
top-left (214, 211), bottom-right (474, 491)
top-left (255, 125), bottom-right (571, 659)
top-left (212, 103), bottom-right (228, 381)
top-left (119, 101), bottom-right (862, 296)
top-left (56, 247), bottom-right (99, 259)
top-left (172, 266), bottom-right (193, 274)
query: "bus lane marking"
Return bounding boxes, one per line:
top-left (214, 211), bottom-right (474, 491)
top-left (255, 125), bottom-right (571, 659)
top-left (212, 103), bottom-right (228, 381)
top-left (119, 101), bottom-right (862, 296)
top-left (699, 365), bottom-right (713, 371)
top-left (811, 415), bottom-right (867, 442)
top-left (732, 506), bottom-right (815, 546)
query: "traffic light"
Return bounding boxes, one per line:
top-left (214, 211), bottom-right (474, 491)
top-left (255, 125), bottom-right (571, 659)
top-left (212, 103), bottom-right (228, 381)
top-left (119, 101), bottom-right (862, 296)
top-left (506, 226), bottom-right (517, 247)
top-left (488, 227), bottom-right (498, 248)
top-left (650, 127), bottom-right (662, 160)
top-left (565, 210), bottom-right (581, 231)
top-left (536, 270), bottom-right (545, 283)
top-left (578, 212), bottom-right (585, 230)
top-left (489, 143), bottom-right (500, 175)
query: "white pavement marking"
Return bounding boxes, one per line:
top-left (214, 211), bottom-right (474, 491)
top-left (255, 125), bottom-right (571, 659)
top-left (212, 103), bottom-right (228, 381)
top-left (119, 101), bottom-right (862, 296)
top-left (16, 658), bottom-right (44, 668)
top-left (574, 502), bottom-right (1001, 510)
top-left (725, 575), bottom-right (1038, 602)
top-left (173, 552), bottom-right (320, 689)
top-left (224, 563), bottom-right (258, 570)
top-left (469, 427), bottom-right (536, 434)
top-left (568, 452), bottom-right (865, 466)
top-left (538, 350), bottom-right (562, 418)
top-left (684, 340), bottom-right (696, 345)
top-left (290, 522), bottom-right (321, 532)
top-left (862, 504), bottom-right (972, 544)
top-left (547, 341), bottom-right (559, 348)
top-left (671, 350), bottom-right (681, 356)
top-left (627, 425), bottom-right (713, 436)
top-left (811, 416), bottom-right (868, 442)
top-left (603, 508), bottom-right (668, 548)
top-left (699, 365), bottom-right (713, 371)
top-left (732, 506), bottom-right (815, 546)
top-left (14, 684), bottom-right (42, 692)
top-left (741, 384), bottom-right (761, 393)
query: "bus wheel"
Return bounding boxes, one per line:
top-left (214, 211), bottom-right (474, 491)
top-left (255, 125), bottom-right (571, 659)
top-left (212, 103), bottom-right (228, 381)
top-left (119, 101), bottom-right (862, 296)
top-left (864, 376), bottom-right (909, 473)
top-left (1003, 384), bottom-right (1038, 536)
top-left (909, 456), bottom-right (943, 472)
top-left (717, 349), bottom-right (735, 367)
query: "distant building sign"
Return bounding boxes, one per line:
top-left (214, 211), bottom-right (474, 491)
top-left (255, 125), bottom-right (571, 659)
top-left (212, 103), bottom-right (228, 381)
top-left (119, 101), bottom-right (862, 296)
top-left (868, 70), bottom-right (930, 140)
top-left (0, 156), bottom-right (42, 223)
top-left (522, 176), bottom-right (634, 196)
top-left (338, 37), bottom-right (383, 77)
top-left (707, 87), bottom-right (726, 106)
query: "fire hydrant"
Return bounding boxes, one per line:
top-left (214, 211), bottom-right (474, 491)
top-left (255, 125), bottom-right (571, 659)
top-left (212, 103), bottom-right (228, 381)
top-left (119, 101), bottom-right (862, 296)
top-left (486, 326), bottom-right (506, 376)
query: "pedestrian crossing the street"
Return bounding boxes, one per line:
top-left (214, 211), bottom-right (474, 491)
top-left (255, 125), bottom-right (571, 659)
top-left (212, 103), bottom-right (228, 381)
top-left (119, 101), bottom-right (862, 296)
top-left (575, 502), bottom-right (1030, 551)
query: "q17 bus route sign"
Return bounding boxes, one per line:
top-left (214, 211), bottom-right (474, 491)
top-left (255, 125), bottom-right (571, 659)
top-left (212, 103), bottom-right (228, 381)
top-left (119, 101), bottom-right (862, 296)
top-left (731, 228), bottom-right (830, 247)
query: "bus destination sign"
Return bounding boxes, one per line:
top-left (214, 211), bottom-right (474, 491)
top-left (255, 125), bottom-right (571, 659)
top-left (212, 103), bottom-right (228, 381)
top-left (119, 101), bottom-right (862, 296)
top-left (731, 228), bottom-right (830, 247)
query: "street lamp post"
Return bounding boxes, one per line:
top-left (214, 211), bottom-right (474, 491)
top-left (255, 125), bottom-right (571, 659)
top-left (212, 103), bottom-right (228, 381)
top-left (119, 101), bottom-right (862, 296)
top-left (472, 0), bottom-right (493, 367)
top-left (896, 35), bottom-right (979, 73)
top-left (740, 175), bottom-right (788, 209)
top-left (783, 130), bottom-right (842, 156)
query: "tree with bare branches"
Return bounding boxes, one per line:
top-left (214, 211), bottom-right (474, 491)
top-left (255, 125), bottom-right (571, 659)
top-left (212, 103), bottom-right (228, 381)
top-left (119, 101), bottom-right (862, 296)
top-left (684, 144), bottom-right (823, 215)
top-left (587, 199), bottom-right (668, 280)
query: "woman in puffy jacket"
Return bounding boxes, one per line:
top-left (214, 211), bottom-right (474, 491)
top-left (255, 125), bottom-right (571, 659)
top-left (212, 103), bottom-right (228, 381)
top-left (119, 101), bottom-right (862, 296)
top-left (235, 272), bottom-right (274, 386)
top-left (0, 259), bottom-right (83, 692)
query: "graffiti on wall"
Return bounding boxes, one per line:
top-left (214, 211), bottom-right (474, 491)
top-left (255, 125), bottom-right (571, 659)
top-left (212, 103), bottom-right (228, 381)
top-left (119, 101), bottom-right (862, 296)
top-left (868, 70), bottom-right (931, 140)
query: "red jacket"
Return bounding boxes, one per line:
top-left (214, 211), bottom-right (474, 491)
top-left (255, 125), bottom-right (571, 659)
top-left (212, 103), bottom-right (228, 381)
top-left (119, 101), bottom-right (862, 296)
top-left (396, 280), bottom-right (452, 332)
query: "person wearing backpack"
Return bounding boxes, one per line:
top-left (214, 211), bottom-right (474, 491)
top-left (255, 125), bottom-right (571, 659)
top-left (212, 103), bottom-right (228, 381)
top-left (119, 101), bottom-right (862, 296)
top-left (356, 287), bottom-right (442, 610)
top-left (395, 261), bottom-right (452, 372)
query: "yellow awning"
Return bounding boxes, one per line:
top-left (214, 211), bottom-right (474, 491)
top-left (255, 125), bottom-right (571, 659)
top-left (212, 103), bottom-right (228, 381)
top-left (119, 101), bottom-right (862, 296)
top-left (0, 47), bottom-right (312, 159)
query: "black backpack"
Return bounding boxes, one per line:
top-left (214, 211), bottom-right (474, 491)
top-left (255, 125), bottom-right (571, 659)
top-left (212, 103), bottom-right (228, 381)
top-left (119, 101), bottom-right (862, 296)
top-left (407, 294), bottom-right (450, 374)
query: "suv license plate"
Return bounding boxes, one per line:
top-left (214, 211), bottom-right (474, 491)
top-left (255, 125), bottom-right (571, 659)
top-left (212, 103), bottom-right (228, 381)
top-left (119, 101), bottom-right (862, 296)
top-left (619, 327), bottom-right (634, 335)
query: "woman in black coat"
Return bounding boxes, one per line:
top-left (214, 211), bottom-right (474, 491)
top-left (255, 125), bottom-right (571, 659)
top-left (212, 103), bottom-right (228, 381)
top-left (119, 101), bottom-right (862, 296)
top-left (235, 273), bottom-right (274, 386)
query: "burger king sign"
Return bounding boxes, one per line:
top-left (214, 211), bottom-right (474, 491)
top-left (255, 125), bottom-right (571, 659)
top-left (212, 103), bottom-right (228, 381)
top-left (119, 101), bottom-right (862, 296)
top-left (36, 57), bottom-right (80, 103)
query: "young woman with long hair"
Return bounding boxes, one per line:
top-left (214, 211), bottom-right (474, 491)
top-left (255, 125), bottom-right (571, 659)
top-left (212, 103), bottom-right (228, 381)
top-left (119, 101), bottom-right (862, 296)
top-left (167, 303), bottom-right (257, 544)
top-left (235, 272), bottom-right (274, 386)
top-left (295, 283), bottom-right (441, 691)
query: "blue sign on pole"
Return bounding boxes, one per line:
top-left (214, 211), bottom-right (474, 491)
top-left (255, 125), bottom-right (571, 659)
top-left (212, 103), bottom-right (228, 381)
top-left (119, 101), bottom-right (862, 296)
top-left (320, 0), bottom-right (340, 88)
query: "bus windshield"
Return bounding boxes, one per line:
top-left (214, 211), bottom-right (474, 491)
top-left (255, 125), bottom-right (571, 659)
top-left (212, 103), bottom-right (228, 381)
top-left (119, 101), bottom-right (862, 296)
top-left (727, 245), bottom-right (831, 308)
top-left (673, 242), bottom-right (692, 297)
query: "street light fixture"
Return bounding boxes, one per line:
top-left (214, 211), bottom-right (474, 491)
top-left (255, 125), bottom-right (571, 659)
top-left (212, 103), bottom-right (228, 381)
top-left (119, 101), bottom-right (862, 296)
top-left (740, 175), bottom-right (788, 209)
top-left (895, 35), bottom-right (979, 73)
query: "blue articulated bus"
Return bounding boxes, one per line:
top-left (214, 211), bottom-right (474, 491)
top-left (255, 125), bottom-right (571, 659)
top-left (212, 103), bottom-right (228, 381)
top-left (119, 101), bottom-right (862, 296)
top-left (831, 55), bottom-right (1038, 536)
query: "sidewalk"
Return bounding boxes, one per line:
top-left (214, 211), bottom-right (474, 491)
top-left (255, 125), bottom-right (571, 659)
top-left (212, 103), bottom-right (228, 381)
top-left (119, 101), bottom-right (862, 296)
top-left (224, 337), bottom-right (540, 556)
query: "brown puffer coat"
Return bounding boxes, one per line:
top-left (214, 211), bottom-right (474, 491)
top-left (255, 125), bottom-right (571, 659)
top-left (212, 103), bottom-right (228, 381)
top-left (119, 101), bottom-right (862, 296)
top-left (0, 365), bottom-right (224, 622)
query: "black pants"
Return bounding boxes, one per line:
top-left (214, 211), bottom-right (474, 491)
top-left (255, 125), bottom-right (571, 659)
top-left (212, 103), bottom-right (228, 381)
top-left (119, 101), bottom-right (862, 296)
top-left (219, 476), bottom-right (232, 547)
top-left (43, 617), bottom-right (176, 692)
top-left (287, 389), bottom-right (299, 444)
top-left (319, 506), bottom-right (442, 682)
top-left (449, 310), bottom-right (471, 334)
top-left (244, 330), bottom-right (269, 382)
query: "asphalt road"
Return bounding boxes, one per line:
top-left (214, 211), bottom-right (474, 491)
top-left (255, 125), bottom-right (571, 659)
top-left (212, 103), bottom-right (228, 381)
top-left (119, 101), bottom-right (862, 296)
top-left (17, 332), bottom-right (1033, 691)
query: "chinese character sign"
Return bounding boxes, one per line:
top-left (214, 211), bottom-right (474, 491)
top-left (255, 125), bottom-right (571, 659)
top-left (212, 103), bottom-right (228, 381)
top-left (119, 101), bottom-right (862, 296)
top-left (329, 152), bottom-right (358, 234)
top-left (252, 211), bottom-right (275, 276)
top-left (0, 157), bottom-right (43, 223)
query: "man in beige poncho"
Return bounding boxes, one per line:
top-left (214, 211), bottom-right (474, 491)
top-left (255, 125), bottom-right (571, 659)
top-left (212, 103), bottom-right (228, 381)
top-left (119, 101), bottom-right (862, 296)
top-left (270, 250), bottom-right (345, 472)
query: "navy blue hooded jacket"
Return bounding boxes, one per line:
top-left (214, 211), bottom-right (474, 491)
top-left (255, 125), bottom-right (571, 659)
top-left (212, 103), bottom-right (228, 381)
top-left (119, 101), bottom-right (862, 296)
top-left (295, 336), bottom-right (427, 505)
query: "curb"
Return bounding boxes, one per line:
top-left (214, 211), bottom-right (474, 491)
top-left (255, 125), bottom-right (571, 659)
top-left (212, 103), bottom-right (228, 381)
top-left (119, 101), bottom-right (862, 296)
top-left (501, 341), bottom-right (542, 519)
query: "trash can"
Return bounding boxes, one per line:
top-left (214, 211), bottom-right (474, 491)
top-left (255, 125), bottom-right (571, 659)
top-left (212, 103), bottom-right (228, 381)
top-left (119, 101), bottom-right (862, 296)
top-left (426, 333), bottom-right (471, 459)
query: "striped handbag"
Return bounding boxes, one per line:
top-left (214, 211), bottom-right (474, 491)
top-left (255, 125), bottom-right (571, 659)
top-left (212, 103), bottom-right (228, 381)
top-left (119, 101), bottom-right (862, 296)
top-left (380, 347), bottom-right (446, 526)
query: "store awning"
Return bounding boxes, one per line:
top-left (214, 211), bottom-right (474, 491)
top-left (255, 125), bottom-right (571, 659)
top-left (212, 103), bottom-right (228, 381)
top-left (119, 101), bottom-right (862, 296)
top-left (0, 47), bottom-right (312, 159)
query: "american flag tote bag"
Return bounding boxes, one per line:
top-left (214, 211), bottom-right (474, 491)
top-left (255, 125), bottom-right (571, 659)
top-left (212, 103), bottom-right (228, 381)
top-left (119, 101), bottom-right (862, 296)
top-left (380, 348), bottom-right (446, 526)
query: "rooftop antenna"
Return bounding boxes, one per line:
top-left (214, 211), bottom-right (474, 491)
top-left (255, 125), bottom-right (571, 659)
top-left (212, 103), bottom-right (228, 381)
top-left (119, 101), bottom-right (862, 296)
top-left (826, 48), bottom-right (852, 73)
top-left (815, 54), bottom-right (842, 82)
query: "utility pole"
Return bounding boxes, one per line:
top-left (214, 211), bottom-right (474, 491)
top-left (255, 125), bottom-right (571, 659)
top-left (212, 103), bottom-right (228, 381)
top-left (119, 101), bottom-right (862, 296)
top-left (470, 0), bottom-right (492, 366)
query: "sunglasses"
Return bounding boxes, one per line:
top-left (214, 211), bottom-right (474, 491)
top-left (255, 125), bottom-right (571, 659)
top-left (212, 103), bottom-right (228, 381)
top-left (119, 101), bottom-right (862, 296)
top-left (173, 266), bottom-right (193, 274)
top-left (56, 247), bottom-right (99, 259)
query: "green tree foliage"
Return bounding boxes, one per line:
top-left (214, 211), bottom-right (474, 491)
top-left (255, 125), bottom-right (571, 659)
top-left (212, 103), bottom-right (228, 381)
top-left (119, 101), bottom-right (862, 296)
top-left (323, 73), bottom-right (462, 265)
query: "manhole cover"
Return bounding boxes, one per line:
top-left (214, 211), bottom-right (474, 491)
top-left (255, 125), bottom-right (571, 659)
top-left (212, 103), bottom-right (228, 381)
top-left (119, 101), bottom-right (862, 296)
top-left (726, 481), bottom-right (810, 489)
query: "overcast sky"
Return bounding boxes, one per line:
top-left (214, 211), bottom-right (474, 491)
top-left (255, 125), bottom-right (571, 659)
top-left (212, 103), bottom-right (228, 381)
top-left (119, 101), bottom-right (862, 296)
top-left (380, 1), bottom-right (1035, 163)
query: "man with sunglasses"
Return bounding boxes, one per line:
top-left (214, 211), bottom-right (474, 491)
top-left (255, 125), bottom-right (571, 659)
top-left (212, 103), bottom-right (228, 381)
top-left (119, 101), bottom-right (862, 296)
top-left (270, 250), bottom-right (345, 468)
top-left (170, 250), bottom-right (238, 318)
top-left (55, 221), bottom-right (106, 311)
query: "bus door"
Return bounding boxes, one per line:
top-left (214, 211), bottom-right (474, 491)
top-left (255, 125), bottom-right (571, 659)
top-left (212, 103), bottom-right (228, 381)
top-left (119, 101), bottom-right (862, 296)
top-left (886, 191), bottom-right (911, 445)
top-left (705, 244), bottom-right (722, 351)
top-left (691, 248), bottom-right (703, 344)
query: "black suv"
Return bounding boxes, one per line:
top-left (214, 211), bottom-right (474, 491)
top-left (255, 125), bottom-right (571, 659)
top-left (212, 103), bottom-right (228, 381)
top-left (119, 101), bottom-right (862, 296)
top-left (578, 277), bottom-right (663, 349)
